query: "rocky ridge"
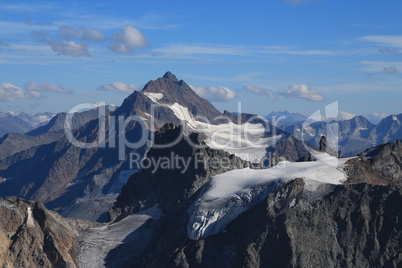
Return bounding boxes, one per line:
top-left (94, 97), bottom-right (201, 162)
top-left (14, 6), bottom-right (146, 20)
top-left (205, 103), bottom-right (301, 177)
top-left (0, 197), bottom-right (94, 268)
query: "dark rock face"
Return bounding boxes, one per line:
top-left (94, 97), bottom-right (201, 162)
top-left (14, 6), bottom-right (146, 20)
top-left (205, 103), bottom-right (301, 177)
top-left (0, 197), bottom-right (90, 268)
top-left (141, 182), bottom-right (402, 268)
top-left (268, 135), bottom-right (311, 164)
top-left (109, 124), bottom-right (247, 221)
top-left (345, 140), bottom-right (402, 186)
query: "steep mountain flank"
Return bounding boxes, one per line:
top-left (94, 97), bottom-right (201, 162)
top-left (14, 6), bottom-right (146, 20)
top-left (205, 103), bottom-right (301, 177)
top-left (0, 197), bottom-right (92, 268)
top-left (345, 140), bottom-right (402, 186)
top-left (109, 124), bottom-right (247, 221)
top-left (169, 182), bottom-right (402, 268)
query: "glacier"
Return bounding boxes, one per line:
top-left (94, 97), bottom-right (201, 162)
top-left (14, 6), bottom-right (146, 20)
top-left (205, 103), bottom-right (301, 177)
top-left (187, 153), bottom-right (352, 240)
top-left (157, 101), bottom-right (283, 162)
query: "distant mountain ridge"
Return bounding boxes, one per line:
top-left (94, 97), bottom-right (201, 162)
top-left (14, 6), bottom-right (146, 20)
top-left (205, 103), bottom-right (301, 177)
top-left (284, 113), bottom-right (402, 157)
top-left (0, 111), bottom-right (55, 137)
top-left (265, 111), bottom-right (307, 127)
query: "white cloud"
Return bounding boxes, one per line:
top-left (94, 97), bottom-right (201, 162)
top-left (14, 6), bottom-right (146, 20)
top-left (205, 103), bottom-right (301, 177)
top-left (0, 83), bottom-right (40, 101)
top-left (383, 66), bottom-right (398, 74)
top-left (360, 35), bottom-right (402, 48)
top-left (243, 85), bottom-right (277, 100)
top-left (97, 82), bottom-right (139, 94)
top-left (189, 85), bottom-right (237, 102)
top-left (48, 39), bottom-right (90, 57)
top-left (25, 81), bottom-right (71, 93)
top-left (283, 84), bottom-right (324, 101)
top-left (59, 25), bottom-right (106, 42)
top-left (109, 25), bottom-right (147, 54)
top-left (0, 81), bottom-right (72, 101)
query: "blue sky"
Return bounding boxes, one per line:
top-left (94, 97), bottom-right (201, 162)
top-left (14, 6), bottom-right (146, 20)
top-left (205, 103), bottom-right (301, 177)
top-left (0, 0), bottom-right (401, 121)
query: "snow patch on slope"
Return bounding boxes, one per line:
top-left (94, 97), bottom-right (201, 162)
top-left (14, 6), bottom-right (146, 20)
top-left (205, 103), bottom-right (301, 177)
top-left (26, 206), bottom-right (35, 227)
top-left (188, 153), bottom-right (352, 240)
top-left (143, 92), bottom-right (164, 103)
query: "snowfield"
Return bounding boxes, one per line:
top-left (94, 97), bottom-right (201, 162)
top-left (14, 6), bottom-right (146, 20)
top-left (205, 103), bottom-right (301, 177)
top-left (78, 205), bottom-right (162, 268)
top-left (187, 153), bottom-right (353, 240)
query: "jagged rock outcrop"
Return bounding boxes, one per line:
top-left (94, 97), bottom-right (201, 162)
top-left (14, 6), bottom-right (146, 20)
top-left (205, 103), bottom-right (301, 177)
top-left (319, 134), bottom-right (328, 151)
top-left (266, 135), bottom-right (311, 165)
top-left (0, 197), bottom-right (92, 268)
top-left (345, 140), bottom-right (402, 186)
top-left (317, 135), bottom-right (340, 157)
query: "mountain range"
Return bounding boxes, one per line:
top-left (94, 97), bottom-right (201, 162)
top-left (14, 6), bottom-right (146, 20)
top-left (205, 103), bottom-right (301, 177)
top-left (285, 114), bottom-right (402, 157)
top-left (0, 72), bottom-right (296, 222)
top-left (0, 111), bottom-right (55, 137)
top-left (0, 72), bottom-right (401, 267)
top-left (264, 110), bottom-right (307, 128)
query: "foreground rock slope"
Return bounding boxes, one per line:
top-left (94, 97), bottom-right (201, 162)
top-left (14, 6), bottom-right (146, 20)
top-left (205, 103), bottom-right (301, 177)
top-left (0, 197), bottom-right (93, 268)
